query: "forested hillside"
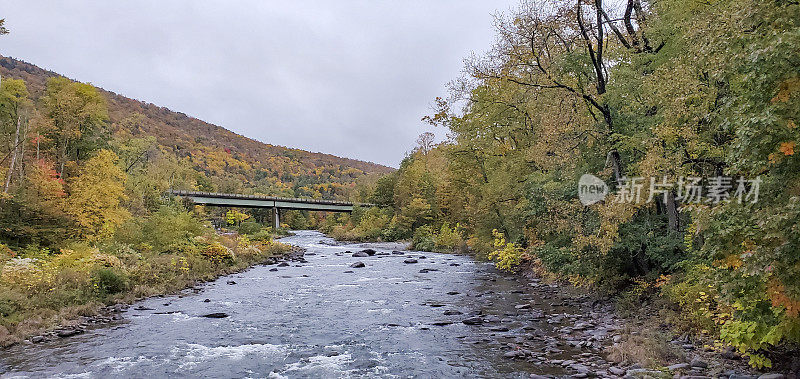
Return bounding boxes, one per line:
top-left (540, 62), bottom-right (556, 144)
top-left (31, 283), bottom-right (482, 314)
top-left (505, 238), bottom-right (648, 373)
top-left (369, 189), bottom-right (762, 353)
top-left (0, 55), bottom-right (392, 200)
top-left (333, 0), bottom-right (800, 369)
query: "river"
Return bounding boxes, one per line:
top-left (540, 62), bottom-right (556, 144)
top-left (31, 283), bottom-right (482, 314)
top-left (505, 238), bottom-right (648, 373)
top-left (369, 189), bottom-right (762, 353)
top-left (0, 230), bottom-right (618, 378)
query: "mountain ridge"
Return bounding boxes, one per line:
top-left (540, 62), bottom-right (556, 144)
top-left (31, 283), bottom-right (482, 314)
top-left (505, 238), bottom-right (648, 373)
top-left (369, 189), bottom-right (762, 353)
top-left (0, 55), bottom-right (393, 174)
top-left (0, 55), bottom-right (393, 199)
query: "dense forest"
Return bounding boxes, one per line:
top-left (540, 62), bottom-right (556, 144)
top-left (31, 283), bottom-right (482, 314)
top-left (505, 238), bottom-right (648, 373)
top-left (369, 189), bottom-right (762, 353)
top-left (330, 0), bottom-right (800, 369)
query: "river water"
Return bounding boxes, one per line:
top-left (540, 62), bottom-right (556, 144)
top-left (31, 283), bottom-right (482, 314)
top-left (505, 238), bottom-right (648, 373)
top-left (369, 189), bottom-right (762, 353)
top-left (1, 231), bottom-right (610, 378)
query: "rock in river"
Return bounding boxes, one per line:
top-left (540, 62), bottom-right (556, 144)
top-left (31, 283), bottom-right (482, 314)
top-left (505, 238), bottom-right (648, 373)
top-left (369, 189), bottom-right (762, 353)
top-left (360, 249), bottom-right (376, 256)
top-left (462, 317), bottom-right (483, 325)
top-left (352, 251), bottom-right (370, 257)
top-left (201, 313), bottom-right (229, 319)
top-left (277, 262), bottom-right (289, 267)
top-left (350, 261), bottom-right (366, 268)
top-left (404, 259), bottom-right (418, 264)
top-left (56, 329), bottom-right (83, 338)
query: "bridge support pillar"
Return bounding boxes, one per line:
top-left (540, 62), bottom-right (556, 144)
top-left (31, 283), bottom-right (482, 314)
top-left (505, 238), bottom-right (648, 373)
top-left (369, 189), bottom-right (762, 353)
top-left (273, 206), bottom-right (280, 230)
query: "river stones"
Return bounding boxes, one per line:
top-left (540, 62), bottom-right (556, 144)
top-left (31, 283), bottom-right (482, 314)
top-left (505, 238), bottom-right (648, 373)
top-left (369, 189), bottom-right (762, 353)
top-left (431, 320), bottom-right (454, 326)
top-left (277, 262), bottom-right (289, 267)
top-left (403, 259), bottom-right (418, 264)
top-left (269, 268), bottom-right (278, 272)
top-left (391, 251), bottom-right (405, 255)
top-left (352, 251), bottom-right (369, 257)
top-left (360, 249), bottom-right (376, 256)
top-left (446, 291), bottom-right (460, 295)
top-left (350, 261), bottom-right (366, 268)
top-left (203, 299), bottom-right (211, 303)
top-left (201, 312), bottom-right (229, 318)
top-left (226, 280), bottom-right (236, 285)
top-left (443, 310), bottom-right (463, 315)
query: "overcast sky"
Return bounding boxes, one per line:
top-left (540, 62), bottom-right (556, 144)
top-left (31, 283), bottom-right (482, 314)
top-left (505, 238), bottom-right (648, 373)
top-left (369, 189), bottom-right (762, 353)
top-left (0, 1), bottom-right (517, 167)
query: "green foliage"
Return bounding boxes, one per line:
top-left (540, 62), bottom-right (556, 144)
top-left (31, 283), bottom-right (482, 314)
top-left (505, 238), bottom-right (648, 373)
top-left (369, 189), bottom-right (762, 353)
top-left (115, 203), bottom-right (204, 254)
top-left (411, 225), bottom-right (435, 252)
top-left (91, 268), bottom-right (127, 295)
top-left (237, 221), bottom-right (262, 235)
top-left (434, 222), bottom-right (463, 251)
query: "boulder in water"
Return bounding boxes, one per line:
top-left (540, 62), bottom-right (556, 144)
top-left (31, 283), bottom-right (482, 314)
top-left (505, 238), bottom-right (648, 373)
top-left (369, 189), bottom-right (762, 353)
top-left (201, 312), bottom-right (229, 319)
top-left (462, 317), bottom-right (483, 325)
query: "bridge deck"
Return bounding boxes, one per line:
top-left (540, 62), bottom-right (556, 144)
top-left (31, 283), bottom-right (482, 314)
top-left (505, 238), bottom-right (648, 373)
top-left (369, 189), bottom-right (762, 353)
top-left (169, 190), bottom-right (370, 212)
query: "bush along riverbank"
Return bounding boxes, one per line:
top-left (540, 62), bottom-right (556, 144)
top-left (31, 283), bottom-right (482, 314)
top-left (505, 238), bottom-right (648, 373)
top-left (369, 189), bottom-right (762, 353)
top-left (0, 204), bottom-right (293, 348)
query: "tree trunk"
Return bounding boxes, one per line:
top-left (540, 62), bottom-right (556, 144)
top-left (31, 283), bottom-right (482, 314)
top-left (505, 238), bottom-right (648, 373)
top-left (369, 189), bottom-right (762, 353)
top-left (4, 114), bottom-right (21, 193)
top-left (607, 150), bottom-right (623, 184)
top-left (666, 191), bottom-right (680, 232)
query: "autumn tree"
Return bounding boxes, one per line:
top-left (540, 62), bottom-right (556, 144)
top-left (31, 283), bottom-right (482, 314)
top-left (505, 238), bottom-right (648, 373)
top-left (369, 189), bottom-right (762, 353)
top-left (65, 149), bottom-right (129, 241)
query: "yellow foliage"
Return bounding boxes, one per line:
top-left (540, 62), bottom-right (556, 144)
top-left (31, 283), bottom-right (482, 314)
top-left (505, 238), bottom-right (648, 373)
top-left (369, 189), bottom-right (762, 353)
top-left (200, 243), bottom-right (235, 265)
top-left (488, 229), bottom-right (527, 271)
top-left (65, 149), bottom-right (130, 241)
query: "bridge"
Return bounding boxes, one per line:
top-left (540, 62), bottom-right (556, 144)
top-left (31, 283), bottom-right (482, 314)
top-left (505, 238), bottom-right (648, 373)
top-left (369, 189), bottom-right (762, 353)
top-left (168, 190), bottom-right (372, 229)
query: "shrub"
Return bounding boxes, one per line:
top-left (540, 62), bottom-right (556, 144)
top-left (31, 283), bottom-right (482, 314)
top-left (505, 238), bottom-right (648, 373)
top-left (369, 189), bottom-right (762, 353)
top-left (411, 225), bottom-right (436, 251)
top-left (115, 204), bottom-right (204, 254)
top-left (488, 229), bottom-right (527, 272)
top-left (200, 243), bottom-right (234, 265)
top-left (91, 268), bottom-right (128, 295)
top-left (238, 221), bottom-right (262, 235)
top-left (248, 229), bottom-right (274, 242)
top-left (434, 223), bottom-right (464, 251)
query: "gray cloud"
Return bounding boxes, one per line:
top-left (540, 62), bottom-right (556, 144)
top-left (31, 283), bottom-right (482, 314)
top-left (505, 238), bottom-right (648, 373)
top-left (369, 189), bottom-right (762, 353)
top-left (0, 0), bottom-right (516, 167)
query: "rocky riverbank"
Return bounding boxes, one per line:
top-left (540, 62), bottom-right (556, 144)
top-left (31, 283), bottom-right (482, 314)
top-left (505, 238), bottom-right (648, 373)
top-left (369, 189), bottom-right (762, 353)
top-left (6, 245), bottom-right (305, 349)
